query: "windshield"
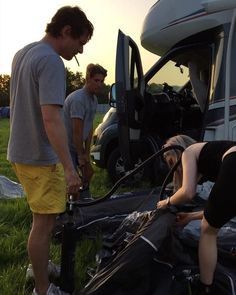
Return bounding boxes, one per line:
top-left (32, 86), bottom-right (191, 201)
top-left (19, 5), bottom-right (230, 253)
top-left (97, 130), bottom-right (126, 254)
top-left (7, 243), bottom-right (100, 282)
top-left (146, 59), bottom-right (189, 95)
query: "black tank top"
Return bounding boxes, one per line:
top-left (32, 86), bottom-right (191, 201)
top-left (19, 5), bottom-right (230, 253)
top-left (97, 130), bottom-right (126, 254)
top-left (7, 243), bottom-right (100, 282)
top-left (198, 141), bottom-right (236, 181)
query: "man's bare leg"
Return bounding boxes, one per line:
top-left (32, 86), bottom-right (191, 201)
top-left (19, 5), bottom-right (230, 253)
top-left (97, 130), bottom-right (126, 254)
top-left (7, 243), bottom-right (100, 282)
top-left (28, 213), bottom-right (56, 295)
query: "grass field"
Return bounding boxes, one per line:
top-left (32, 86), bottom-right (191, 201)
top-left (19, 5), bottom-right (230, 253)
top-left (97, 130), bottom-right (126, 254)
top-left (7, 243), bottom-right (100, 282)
top-left (0, 114), bottom-right (113, 294)
top-left (0, 113), bottom-right (152, 294)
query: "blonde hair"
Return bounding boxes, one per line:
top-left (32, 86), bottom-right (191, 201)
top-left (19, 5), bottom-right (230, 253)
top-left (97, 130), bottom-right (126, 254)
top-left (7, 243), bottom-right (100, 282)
top-left (164, 135), bottom-right (196, 191)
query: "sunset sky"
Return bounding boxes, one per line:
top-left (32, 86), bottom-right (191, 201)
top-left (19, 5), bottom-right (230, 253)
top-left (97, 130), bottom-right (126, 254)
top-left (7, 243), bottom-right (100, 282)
top-left (0, 0), bottom-right (158, 84)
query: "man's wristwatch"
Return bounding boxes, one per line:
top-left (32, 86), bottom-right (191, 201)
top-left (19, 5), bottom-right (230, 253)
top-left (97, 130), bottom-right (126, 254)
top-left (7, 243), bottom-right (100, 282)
top-left (166, 197), bottom-right (171, 207)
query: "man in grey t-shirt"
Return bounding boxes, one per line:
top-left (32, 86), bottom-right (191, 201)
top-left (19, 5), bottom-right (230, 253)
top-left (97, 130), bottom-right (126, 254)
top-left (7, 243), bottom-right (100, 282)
top-left (64, 63), bottom-right (107, 200)
top-left (7, 6), bottom-right (93, 295)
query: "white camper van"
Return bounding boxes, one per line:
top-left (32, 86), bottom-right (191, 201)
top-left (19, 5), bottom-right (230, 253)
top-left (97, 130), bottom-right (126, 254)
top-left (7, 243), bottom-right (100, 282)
top-left (92, 0), bottom-right (236, 182)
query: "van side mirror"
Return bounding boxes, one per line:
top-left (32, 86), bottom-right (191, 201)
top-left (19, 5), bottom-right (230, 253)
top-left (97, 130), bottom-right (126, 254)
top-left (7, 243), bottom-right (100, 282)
top-left (109, 84), bottom-right (117, 108)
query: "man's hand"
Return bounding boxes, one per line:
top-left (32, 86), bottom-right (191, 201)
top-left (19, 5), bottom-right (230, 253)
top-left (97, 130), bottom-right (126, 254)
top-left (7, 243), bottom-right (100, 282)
top-left (78, 153), bottom-right (89, 167)
top-left (64, 168), bottom-right (82, 195)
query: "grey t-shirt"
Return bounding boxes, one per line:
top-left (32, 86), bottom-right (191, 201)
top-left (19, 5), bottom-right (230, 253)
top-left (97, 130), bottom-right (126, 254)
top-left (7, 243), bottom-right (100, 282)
top-left (7, 41), bottom-right (66, 165)
top-left (64, 87), bottom-right (98, 152)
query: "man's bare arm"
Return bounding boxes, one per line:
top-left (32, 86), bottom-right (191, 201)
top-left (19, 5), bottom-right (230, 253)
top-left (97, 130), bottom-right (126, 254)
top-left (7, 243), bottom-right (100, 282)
top-left (41, 105), bottom-right (81, 193)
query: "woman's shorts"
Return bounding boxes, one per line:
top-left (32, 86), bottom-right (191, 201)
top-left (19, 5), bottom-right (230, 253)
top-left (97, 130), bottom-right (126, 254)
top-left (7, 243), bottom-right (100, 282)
top-left (204, 152), bottom-right (236, 228)
top-left (12, 163), bottom-right (66, 214)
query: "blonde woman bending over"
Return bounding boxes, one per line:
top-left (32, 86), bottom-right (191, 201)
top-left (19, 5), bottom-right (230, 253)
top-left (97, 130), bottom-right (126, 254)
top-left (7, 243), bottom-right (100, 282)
top-left (157, 135), bottom-right (236, 295)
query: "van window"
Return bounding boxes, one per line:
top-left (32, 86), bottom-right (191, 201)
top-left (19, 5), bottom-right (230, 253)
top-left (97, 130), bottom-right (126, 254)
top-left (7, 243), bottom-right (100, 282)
top-left (146, 46), bottom-right (211, 113)
top-left (146, 60), bottom-right (189, 95)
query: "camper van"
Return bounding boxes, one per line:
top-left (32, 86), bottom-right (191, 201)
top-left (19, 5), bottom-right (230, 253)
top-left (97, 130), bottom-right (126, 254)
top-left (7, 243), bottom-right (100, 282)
top-left (91, 0), bottom-right (236, 182)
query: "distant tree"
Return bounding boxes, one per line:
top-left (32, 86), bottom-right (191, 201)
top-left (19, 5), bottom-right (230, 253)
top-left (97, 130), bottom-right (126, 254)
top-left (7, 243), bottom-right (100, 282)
top-left (0, 74), bottom-right (10, 106)
top-left (0, 70), bottom-right (84, 106)
top-left (0, 69), bottom-right (110, 107)
top-left (66, 68), bottom-right (85, 96)
top-left (146, 83), bottom-right (163, 94)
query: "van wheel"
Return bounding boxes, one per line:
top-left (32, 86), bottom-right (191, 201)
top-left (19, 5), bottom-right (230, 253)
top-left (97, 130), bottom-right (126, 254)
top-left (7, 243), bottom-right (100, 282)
top-left (107, 147), bottom-right (144, 184)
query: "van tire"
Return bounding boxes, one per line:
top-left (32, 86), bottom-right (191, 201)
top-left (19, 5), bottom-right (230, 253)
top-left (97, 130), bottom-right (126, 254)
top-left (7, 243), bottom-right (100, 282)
top-left (107, 147), bottom-right (144, 184)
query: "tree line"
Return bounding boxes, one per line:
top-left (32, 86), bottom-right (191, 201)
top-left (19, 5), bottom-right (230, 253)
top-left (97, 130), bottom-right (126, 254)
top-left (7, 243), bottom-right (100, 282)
top-left (0, 68), bottom-right (111, 107)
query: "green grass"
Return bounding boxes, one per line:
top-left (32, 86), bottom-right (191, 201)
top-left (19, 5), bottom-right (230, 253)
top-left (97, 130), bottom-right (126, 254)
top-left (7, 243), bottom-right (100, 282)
top-left (93, 112), bottom-right (104, 129)
top-left (0, 114), bottom-right (151, 294)
top-left (0, 119), bottom-right (17, 181)
top-left (0, 115), bottom-right (111, 294)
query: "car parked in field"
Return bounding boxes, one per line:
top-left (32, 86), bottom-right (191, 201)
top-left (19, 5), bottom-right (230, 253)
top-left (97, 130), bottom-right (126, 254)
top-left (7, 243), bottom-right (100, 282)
top-left (91, 107), bottom-right (145, 183)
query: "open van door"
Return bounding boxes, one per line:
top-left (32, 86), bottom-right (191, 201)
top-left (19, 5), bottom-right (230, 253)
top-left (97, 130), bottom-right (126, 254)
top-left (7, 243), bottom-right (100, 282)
top-left (114, 30), bottom-right (144, 171)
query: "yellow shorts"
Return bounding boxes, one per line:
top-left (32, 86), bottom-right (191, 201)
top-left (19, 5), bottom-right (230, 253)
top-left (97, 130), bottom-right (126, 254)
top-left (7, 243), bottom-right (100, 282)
top-left (12, 163), bottom-right (66, 214)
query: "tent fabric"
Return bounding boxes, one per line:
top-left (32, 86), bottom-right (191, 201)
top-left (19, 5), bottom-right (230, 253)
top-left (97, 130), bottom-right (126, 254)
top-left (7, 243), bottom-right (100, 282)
top-left (56, 182), bottom-right (212, 239)
top-left (54, 188), bottom-right (162, 240)
top-left (56, 184), bottom-right (236, 294)
top-left (0, 175), bottom-right (24, 199)
top-left (79, 209), bottom-right (193, 295)
top-left (79, 208), bottom-right (236, 295)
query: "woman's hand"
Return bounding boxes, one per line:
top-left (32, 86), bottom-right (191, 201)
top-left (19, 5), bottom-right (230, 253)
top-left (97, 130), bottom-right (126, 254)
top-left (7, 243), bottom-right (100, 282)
top-left (175, 211), bottom-right (203, 227)
top-left (156, 198), bottom-right (169, 210)
top-left (175, 212), bottom-right (192, 227)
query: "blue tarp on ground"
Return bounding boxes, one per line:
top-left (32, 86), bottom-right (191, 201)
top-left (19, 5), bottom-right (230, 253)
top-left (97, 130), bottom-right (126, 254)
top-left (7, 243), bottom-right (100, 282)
top-left (0, 106), bottom-right (10, 118)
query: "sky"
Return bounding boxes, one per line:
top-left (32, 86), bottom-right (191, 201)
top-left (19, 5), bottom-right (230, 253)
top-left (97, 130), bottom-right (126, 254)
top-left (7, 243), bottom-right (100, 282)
top-left (0, 0), bottom-right (158, 85)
